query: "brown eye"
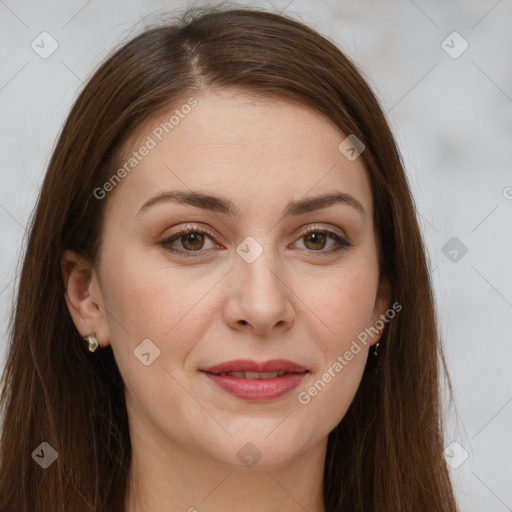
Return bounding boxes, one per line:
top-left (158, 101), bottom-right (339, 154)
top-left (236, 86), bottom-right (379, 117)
top-left (159, 224), bottom-right (352, 259)
top-left (294, 227), bottom-right (352, 256)
top-left (180, 232), bottom-right (206, 251)
top-left (159, 225), bottom-right (218, 257)
top-left (303, 232), bottom-right (328, 251)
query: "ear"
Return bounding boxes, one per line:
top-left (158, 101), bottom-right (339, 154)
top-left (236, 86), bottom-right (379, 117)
top-left (369, 275), bottom-right (392, 347)
top-left (61, 250), bottom-right (111, 348)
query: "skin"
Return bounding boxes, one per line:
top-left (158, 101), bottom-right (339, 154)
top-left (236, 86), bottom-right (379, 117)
top-left (61, 88), bottom-right (390, 512)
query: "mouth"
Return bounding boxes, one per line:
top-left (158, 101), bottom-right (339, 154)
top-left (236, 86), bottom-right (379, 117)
top-left (200, 359), bottom-right (309, 401)
top-left (208, 370), bottom-right (290, 379)
top-left (200, 358), bottom-right (308, 375)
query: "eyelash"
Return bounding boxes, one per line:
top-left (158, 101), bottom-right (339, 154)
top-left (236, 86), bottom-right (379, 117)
top-left (158, 224), bottom-right (352, 259)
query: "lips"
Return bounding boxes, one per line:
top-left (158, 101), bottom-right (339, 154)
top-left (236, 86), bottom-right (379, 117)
top-left (200, 359), bottom-right (308, 401)
top-left (213, 370), bottom-right (287, 379)
top-left (201, 358), bottom-right (308, 375)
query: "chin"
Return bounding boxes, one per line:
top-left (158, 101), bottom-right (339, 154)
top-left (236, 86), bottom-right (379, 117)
top-left (194, 430), bottom-right (313, 470)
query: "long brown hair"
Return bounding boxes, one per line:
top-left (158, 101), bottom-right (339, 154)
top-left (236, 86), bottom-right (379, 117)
top-left (0, 4), bottom-right (458, 511)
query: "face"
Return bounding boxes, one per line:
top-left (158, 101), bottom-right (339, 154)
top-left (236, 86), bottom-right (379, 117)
top-left (63, 88), bottom-right (390, 470)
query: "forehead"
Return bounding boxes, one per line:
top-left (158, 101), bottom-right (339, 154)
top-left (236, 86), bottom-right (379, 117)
top-left (104, 88), bottom-right (373, 221)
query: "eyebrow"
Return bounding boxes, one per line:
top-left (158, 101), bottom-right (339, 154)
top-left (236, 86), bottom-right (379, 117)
top-left (136, 190), bottom-right (366, 219)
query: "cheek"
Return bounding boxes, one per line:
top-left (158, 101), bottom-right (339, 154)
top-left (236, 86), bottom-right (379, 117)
top-left (99, 249), bottom-right (219, 435)
top-left (100, 246), bottom-right (222, 372)
top-left (296, 263), bottom-right (378, 349)
top-left (296, 350), bottom-right (367, 441)
top-left (290, 262), bottom-right (377, 426)
top-left (336, 272), bottom-right (378, 337)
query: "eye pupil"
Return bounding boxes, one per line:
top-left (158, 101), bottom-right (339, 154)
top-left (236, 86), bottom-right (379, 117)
top-left (161, 226), bottom-right (349, 258)
top-left (305, 232), bottom-right (326, 250)
top-left (183, 233), bottom-right (204, 250)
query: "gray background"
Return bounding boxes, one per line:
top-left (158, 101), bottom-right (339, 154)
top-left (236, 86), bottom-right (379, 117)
top-left (1, 0), bottom-right (511, 510)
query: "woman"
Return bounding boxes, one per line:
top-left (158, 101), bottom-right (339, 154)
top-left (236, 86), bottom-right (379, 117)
top-left (0, 5), bottom-right (459, 511)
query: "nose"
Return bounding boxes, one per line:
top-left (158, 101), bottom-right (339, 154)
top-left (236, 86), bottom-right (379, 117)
top-left (223, 248), bottom-right (295, 336)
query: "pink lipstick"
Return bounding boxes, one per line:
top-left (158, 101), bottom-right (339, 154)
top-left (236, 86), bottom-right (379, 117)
top-left (200, 359), bottom-right (308, 401)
